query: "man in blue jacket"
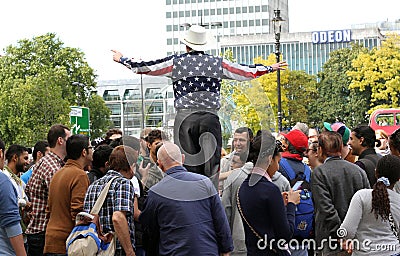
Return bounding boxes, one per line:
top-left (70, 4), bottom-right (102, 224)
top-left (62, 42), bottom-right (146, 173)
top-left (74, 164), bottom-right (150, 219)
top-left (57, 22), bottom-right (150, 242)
top-left (139, 142), bottom-right (233, 255)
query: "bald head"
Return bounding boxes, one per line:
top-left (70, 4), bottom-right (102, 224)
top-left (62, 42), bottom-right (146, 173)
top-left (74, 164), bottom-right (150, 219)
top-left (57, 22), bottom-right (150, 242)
top-left (157, 142), bottom-right (184, 171)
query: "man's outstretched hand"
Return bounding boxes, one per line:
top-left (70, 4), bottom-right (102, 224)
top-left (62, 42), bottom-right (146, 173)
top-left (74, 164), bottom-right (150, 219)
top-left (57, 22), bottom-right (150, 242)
top-left (271, 61), bottom-right (288, 71)
top-left (111, 49), bottom-right (123, 63)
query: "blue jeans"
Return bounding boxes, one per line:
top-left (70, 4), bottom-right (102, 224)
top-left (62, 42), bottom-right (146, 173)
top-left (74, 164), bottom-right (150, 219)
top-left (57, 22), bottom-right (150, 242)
top-left (27, 232), bottom-right (45, 256)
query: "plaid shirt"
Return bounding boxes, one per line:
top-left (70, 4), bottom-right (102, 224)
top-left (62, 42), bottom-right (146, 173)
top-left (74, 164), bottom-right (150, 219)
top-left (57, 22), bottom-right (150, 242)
top-left (84, 170), bottom-right (135, 250)
top-left (25, 151), bottom-right (64, 234)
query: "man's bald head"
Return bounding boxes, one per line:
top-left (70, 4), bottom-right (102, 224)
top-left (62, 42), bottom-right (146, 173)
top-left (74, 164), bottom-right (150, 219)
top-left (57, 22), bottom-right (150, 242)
top-left (157, 142), bottom-right (184, 171)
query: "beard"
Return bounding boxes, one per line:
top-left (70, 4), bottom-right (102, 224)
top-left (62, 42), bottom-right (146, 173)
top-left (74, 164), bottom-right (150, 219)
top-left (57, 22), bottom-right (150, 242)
top-left (16, 162), bottom-right (27, 173)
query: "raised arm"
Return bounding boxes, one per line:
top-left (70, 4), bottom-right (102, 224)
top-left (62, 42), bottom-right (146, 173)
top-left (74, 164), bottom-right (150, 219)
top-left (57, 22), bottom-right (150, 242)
top-left (111, 49), bottom-right (174, 77)
top-left (221, 59), bottom-right (288, 81)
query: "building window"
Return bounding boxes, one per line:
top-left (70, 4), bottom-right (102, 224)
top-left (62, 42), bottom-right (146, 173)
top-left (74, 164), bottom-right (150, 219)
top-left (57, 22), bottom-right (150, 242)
top-left (185, 10), bottom-right (190, 17)
top-left (217, 9), bottom-right (222, 15)
top-left (145, 88), bottom-right (163, 99)
top-left (166, 12), bottom-right (171, 18)
top-left (249, 20), bottom-right (254, 26)
top-left (125, 116), bottom-right (141, 128)
top-left (106, 103), bottom-right (121, 115)
top-left (223, 8), bottom-right (228, 14)
top-left (192, 10), bottom-right (197, 16)
top-left (173, 11), bottom-right (178, 18)
top-left (210, 9), bottom-right (215, 15)
top-left (204, 9), bottom-right (209, 16)
top-left (262, 19), bottom-right (268, 26)
top-left (236, 21), bottom-right (242, 27)
top-left (111, 117), bottom-right (121, 128)
top-left (146, 102), bottom-right (164, 114)
top-left (123, 89), bottom-right (141, 100)
top-left (261, 5), bottom-right (268, 12)
top-left (243, 20), bottom-right (248, 27)
top-left (124, 102), bottom-right (142, 114)
top-left (179, 0), bottom-right (183, 3)
top-left (103, 90), bottom-right (120, 101)
top-left (179, 11), bottom-right (184, 17)
top-left (236, 7), bottom-right (241, 14)
top-left (198, 10), bottom-right (203, 16)
top-left (229, 7), bottom-right (234, 14)
top-left (242, 6), bottom-right (247, 13)
top-left (191, 0), bottom-right (196, 2)
top-left (146, 116), bottom-right (163, 127)
top-left (256, 19), bottom-right (261, 26)
top-left (230, 21), bottom-right (235, 27)
top-left (166, 0), bottom-right (171, 4)
top-left (249, 6), bottom-right (254, 13)
top-left (255, 6), bottom-right (260, 12)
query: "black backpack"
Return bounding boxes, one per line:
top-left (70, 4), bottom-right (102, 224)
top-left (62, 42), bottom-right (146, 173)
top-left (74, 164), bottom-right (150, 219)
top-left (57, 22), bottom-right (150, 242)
top-left (279, 158), bottom-right (314, 239)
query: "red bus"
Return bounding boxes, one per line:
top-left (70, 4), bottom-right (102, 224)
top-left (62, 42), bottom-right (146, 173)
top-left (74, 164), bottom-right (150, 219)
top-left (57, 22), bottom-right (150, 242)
top-left (369, 108), bottom-right (400, 135)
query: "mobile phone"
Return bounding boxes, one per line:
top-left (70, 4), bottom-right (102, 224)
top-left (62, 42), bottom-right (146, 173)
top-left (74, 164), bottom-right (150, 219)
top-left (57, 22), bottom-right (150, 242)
top-left (292, 181), bottom-right (303, 191)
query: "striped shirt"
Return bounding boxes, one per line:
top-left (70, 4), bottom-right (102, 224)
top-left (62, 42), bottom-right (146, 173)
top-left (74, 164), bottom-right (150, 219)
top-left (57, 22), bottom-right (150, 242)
top-left (84, 170), bottom-right (135, 251)
top-left (120, 51), bottom-right (274, 110)
top-left (25, 151), bottom-right (64, 234)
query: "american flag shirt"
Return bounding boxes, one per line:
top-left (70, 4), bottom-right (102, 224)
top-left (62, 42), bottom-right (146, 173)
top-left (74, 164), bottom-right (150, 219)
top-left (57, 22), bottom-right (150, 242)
top-left (120, 51), bottom-right (274, 110)
top-left (25, 151), bottom-right (64, 234)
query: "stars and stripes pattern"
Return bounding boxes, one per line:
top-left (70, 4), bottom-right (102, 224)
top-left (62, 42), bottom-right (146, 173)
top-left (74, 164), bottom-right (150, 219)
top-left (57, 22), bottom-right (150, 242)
top-left (120, 51), bottom-right (274, 110)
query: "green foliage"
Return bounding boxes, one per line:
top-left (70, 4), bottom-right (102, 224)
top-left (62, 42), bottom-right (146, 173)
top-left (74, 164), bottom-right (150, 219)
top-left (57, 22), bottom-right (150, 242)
top-left (284, 70), bottom-right (318, 128)
top-left (309, 43), bottom-right (370, 129)
top-left (87, 94), bottom-right (112, 139)
top-left (0, 33), bottom-right (108, 146)
top-left (348, 34), bottom-right (400, 114)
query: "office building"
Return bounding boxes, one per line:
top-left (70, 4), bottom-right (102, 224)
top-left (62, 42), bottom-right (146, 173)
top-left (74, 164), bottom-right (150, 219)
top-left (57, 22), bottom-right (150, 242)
top-left (165, 0), bottom-right (289, 55)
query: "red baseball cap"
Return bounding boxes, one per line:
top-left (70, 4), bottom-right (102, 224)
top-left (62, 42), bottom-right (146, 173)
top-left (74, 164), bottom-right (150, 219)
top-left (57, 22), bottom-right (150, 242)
top-left (281, 129), bottom-right (308, 153)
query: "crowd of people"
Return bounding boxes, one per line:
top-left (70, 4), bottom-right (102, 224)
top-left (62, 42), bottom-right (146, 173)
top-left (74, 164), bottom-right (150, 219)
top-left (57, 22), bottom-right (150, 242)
top-left (1, 121), bottom-right (400, 256)
top-left (1, 24), bottom-right (400, 256)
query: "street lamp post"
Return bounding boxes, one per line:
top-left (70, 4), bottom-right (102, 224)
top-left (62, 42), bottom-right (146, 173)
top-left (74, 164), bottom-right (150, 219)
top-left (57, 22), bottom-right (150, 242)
top-left (272, 9), bottom-right (285, 132)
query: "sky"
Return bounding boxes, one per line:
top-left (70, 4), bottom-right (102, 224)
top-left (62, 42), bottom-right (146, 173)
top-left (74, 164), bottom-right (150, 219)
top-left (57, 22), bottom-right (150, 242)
top-left (1, 0), bottom-right (399, 82)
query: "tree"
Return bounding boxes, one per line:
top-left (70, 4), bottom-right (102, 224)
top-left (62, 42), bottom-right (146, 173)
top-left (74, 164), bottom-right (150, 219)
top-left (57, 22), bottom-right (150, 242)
top-left (0, 33), bottom-right (107, 146)
top-left (309, 43), bottom-right (370, 129)
top-left (284, 70), bottom-right (318, 128)
top-left (87, 94), bottom-right (112, 139)
top-left (348, 34), bottom-right (400, 114)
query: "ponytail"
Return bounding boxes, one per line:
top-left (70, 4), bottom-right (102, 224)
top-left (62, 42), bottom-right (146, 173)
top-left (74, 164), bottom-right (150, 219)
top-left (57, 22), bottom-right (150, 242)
top-left (371, 178), bottom-right (391, 221)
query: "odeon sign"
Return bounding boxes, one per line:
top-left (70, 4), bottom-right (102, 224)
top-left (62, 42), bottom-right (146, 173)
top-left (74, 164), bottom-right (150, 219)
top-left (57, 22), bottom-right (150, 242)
top-left (311, 29), bottom-right (352, 44)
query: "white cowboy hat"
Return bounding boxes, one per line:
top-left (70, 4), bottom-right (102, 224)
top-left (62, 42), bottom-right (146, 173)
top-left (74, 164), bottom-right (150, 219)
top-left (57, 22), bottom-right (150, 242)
top-left (180, 25), bottom-right (217, 51)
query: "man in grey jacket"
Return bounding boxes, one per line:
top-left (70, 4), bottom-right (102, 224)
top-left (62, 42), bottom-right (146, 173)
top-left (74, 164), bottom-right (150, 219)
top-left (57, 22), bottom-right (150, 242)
top-left (312, 131), bottom-right (370, 256)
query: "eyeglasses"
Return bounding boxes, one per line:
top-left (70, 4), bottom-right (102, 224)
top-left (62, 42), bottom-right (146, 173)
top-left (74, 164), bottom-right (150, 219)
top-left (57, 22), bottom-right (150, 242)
top-left (86, 146), bottom-right (94, 150)
top-left (305, 148), bottom-right (317, 154)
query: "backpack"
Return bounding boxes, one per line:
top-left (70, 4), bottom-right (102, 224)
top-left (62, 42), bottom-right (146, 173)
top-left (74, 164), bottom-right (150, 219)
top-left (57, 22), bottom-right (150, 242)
top-left (66, 177), bottom-right (117, 256)
top-left (279, 158), bottom-right (314, 239)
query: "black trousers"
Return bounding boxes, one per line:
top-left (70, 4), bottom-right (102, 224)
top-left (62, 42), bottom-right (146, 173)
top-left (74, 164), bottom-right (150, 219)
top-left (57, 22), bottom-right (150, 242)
top-left (174, 109), bottom-right (222, 189)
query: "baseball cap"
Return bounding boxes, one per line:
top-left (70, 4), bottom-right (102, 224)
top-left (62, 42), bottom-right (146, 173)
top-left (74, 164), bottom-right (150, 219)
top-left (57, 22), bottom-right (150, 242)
top-left (281, 129), bottom-right (308, 153)
top-left (323, 122), bottom-right (350, 145)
